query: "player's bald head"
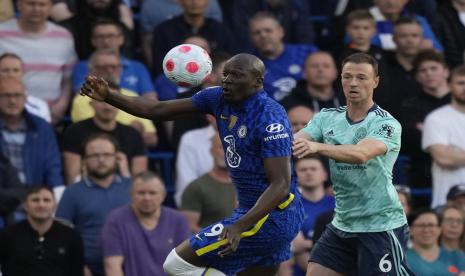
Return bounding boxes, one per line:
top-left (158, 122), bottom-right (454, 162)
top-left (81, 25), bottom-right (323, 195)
top-left (229, 53), bottom-right (265, 78)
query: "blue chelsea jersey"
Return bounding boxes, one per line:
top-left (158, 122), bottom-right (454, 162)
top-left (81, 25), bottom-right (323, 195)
top-left (192, 86), bottom-right (297, 209)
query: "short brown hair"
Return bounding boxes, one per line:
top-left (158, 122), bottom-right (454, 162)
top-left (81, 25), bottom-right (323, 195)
top-left (341, 53), bottom-right (379, 77)
top-left (346, 9), bottom-right (375, 26)
top-left (413, 49), bottom-right (447, 72)
top-left (450, 65), bottom-right (465, 80)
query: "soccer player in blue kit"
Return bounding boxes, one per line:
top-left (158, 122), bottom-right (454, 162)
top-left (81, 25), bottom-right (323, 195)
top-left (293, 53), bottom-right (414, 276)
top-left (80, 53), bottom-right (304, 275)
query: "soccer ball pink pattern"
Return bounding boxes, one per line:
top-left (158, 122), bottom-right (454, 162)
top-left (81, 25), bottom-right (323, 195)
top-left (163, 44), bottom-right (212, 87)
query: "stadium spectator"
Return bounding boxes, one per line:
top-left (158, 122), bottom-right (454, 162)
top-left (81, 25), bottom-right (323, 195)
top-left (446, 185), bottom-right (465, 213)
top-left (70, 49), bottom-right (157, 147)
top-left (440, 204), bottom-right (465, 252)
top-left (63, 81), bottom-right (147, 184)
top-left (175, 115), bottom-right (216, 207)
top-left (56, 133), bottom-right (131, 276)
top-left (422, 65), bottom-right (465, 208)
top-left (81, 53), bottom-right (303, 275)
top-left (280, 51), bottom-right (343, 111)
top-left (400, 50), bottom-right (451, 194)
top-left (367, 0), bottom-right (442, 51)
top-left (50, 0), bottom-right (133, 28)
top-left (72, 19), bottom-right (156, 98)
top-left (232, 0), bottom-right (314, 52)
top-left (0, 53), bottom-right (51, 123)
top-left (433, 0), bottom-right (465, 69)
top-left (141, 0), bottom-right (222, 66)
top-left (0, 186), bottom-right (84, 276)
top-left (287, 105), bottom-right (314, 134)
top-left (60, 0), bottom-right (133, 59)
top-left (102, 171), bottom-right (190, 276)
top-left (380, 17), bottom-right (423, 118)
top-left (291, 155), bottom-right (335, 276)
top-left (0, 77), bottom-right (63, 187)
top-left (0, 0), bottom-right (14, 22)
top-left (407, 209), bottom-right (465, 275)
top-left (181, 133), bottom-right (235, 233)
top-left (249, 12), bottom-right (318, 101)
top-left (0, 0), bottom-right (77, 124)
top-left (150, 0), bottom-right (236, 76)
top-left (395, 184), bottom-right (412, 216)
top-left (338, 9), bottom-right (387, 66)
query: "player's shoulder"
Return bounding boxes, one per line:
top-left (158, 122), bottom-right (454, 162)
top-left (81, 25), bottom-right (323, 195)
top-left (321, 106), bottom-right (347, 113)
top-left (370, 106), bottom-right (401, 126)
top-left (197, 86), bottom-right (222, 95)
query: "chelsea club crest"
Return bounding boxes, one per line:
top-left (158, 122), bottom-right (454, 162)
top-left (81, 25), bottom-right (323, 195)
top-left (238, 125), bottom-right (247, 138)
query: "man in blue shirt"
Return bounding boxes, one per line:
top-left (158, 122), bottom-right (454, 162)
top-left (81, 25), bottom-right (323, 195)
top-left (249, 12), bottom-right (318, 101)
top-left (80, 53), bottom-right (304, 275)
top-left (72, 19), bottom-right (156, 99)
top-left (56, 133), bottom-right (131, 276)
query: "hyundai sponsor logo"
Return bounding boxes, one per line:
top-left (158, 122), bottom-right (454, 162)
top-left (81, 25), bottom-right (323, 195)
top-left (265, 123), bottom-right (284, 133)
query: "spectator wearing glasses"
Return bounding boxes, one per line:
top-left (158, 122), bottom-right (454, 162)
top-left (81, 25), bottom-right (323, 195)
top-left (0, 186), bottom-right (84, 276)
top-left (440, 204), bottom-right (465, 252)
top-left (57, 133), bottom-right (131, 276)
top-left (407, 209), bottom-right (465, 275)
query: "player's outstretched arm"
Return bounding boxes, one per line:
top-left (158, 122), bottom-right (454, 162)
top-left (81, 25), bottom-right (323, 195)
top-left (80, 76), bottom-right (199, 122)
top-left (218, 156), bottom-right (291, 257)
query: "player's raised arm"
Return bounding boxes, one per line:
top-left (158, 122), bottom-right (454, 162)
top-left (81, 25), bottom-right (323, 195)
top-left (80, 76), bottom-right (199, 122)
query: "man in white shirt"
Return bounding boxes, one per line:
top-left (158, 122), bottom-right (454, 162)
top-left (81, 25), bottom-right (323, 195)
top-left (175, 115), bottom-right (216, 207)
top-left (423, 65), bottom-right (465, 207)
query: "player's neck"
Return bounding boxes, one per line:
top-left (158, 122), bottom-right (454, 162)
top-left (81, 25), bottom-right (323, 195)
top-left (260, 44), bottom-right (284, 60)
top-left (301, 186), bottom-right (325, 202)
top-left (441, 237), bottom-right (460, 251)
top-left (395, 53), bottom-right (415, 71)
top-left (133, 206), bottom-right (161, 230)
top-left (412, 243), bottom-right (440, 261)
top-left (306, 84), bottom-right (334, 100)
top-left (28, 216), bottom-right (54, 236)
top-left (183, 13), bottom-right (205, 29)
top-left (451, 100), bottom-right (465, 113)
top-left (346, 100), bottom-right (375, 122)
top-left (209, 167), bottom-right (230, 183)
top-left (93, 117), bottom-right (117, 131)
top-left (17, 18), bottom-right (47, 34)
top-left (422, 84), bottom-right (449, 99)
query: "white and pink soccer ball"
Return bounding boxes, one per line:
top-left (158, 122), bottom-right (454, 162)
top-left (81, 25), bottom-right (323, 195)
top-left (162, 44), bottom-right (212, 87)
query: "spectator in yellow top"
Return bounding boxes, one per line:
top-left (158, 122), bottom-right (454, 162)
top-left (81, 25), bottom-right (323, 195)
top-left (71, 49), bottom-right (157, 147)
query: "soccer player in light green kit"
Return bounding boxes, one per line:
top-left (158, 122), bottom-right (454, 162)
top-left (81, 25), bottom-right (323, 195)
top-left (293, 53), bottom-right (414, 276)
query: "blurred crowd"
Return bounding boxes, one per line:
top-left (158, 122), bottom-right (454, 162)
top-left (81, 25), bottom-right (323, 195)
top-left (1, 0), bottom-right (465, 275)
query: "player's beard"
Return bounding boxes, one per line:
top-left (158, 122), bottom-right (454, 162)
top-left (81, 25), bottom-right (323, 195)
top-left (453, 94), bottom-right (465, 106)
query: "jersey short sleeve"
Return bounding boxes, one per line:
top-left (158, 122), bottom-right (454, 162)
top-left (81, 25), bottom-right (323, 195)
top-left (191, 86), bottom-right (222, 114)
top-left (258, 105), bottom-right (293, 158)
top-left (366, 117), bottom-right (401, 152)
top-left (300, 110), bottom-right (324, 142)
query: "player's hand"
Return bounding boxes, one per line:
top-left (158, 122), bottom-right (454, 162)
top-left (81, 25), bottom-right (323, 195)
top-left (80, 75), bottom-right (109, 101)
top-left (217, 224), bottom-right (243, 257)
top-left (292, 138), bottom-right (319, 158)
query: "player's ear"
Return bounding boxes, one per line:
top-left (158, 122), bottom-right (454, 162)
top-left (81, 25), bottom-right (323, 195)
top-left (255, 76), bottom-right (264, 89)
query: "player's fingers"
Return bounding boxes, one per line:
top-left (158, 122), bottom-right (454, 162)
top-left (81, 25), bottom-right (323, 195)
top-left (218, 246), bottom-right (233, 257)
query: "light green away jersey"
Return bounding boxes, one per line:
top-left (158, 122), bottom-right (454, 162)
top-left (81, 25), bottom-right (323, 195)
top-left (302, 105), bottom-right (407, 232)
